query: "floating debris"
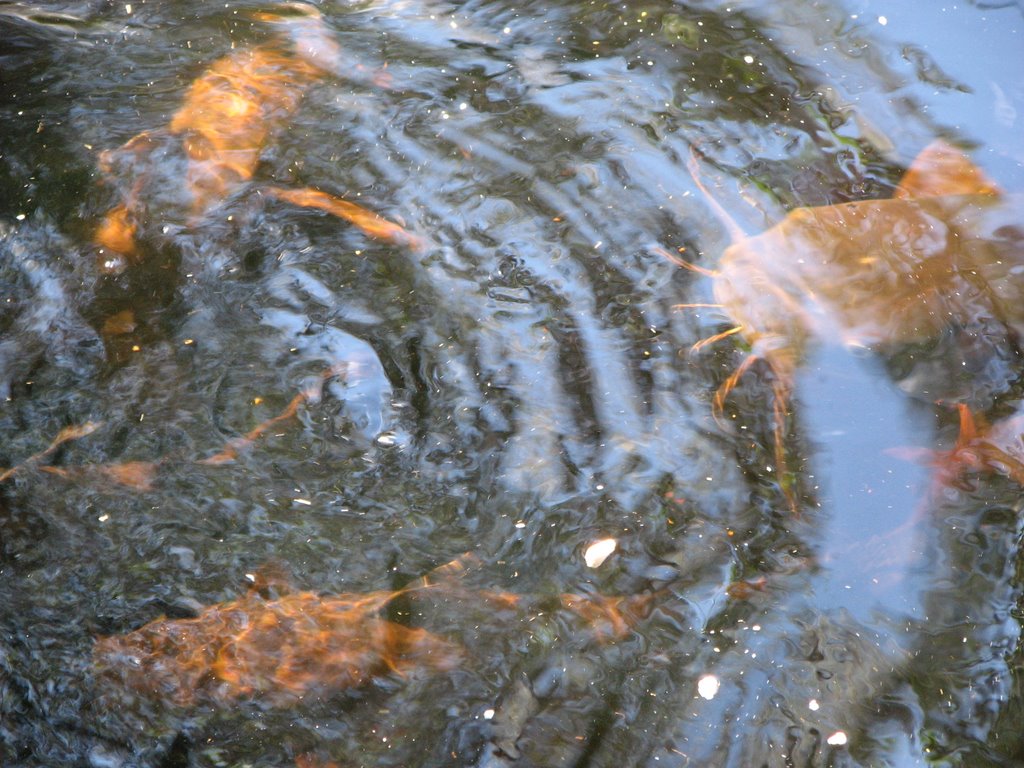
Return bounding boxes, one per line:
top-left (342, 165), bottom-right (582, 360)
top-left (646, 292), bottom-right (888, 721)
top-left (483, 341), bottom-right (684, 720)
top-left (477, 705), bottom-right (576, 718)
top-left (583, 537), bottom-right (617, 568)
top-left (697, 674), bottom-right (720, 700)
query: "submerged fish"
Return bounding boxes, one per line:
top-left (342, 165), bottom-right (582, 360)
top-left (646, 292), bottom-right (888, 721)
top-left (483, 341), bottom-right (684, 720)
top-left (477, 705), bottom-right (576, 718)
top-left (902, 403), bottom-right (1024, 493)
top-left (93, 556), bottom-right (659, 710)
top-left (674, 141), bottom-right (1022, 492)
top-left (93, 583), bottom-right (462, 709)
top-left (93, 3), bottom-right (418, 273)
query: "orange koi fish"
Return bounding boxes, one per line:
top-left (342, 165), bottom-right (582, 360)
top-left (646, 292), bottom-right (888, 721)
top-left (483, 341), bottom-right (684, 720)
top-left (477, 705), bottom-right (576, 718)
top-left (93, 582), bottom-right (462, 708)
top-left (94, 3), bottom-right (417, 273)
top-left (2, 365), bottom-right (347, 491)
top-left (94, 556), bottom-right (661, 710)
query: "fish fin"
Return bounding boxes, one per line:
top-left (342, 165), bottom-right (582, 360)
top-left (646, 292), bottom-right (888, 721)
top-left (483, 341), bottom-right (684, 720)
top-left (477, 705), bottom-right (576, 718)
top-left (894, 140), bottom-right (1001, 200)
top-left (955, 402), bottom-right (983, 449)
top-left (263, 185), bottom-right (426, 250)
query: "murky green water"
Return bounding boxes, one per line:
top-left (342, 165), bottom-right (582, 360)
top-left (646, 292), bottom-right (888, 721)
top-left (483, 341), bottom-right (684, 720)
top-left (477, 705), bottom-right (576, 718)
top-left (1, 0), bottom-right (1023, 766)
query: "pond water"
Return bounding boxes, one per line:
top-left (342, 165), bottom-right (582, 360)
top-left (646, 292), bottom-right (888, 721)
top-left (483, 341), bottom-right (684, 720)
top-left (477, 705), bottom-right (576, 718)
top-left (1, 0), bottom-right (1023, 766)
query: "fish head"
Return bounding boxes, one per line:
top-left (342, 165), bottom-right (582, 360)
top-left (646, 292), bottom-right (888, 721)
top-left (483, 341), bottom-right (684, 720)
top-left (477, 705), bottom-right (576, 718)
top-left (714, 237), bottom-right (811, 386)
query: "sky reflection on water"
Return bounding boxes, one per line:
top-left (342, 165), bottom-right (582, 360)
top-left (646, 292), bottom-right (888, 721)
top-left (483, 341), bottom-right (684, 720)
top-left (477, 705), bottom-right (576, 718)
top-left (0, 0), bottom-right (1022, 766)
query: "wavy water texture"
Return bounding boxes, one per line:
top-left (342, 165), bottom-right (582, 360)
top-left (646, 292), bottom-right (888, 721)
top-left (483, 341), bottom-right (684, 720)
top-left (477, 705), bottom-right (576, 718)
top-left (0, 0), bottom-right (1022, 766)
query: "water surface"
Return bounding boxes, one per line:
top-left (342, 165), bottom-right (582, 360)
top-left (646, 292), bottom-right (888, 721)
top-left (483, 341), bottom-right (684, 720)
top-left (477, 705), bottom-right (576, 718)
top-left (1, 0), bottom-right (1023, 765)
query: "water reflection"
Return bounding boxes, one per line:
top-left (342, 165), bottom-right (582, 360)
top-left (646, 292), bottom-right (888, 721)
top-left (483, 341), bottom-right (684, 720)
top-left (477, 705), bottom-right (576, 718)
top-left (797, 345), bottom-right (933, 616)
top-left (0, 0), bottom-right (1022, 766)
